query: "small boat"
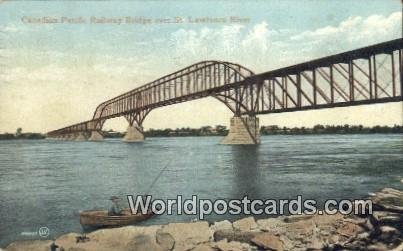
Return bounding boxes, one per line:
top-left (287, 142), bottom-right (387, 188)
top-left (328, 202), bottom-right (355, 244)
top-left (80, 208), bottom-right (153, 229)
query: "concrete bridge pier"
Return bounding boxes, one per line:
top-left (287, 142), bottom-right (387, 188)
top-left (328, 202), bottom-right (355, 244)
top-left (221, 116), bottom-right (260, 145)
top-left (66, 133), bottom-right (76, 141)
top-left (123, 125), bottom-right (144, 142)
top-left (89, 131), bottom-right (104, 141)
top-left (75, 132), bottom-right (87, 141)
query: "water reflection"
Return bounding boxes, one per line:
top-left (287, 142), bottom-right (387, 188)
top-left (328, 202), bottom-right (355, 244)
top-left (230, 145), bottom-right (264, 200)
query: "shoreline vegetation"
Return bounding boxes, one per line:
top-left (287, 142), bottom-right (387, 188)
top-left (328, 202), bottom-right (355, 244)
top-left (0, 124), bottom-right (402, 140)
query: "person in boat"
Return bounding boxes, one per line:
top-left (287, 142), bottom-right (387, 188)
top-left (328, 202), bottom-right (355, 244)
top-left (108, 196), bottom-right (123, 216)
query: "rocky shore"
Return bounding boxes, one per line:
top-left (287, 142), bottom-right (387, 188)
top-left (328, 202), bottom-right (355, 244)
top-left (3, 188), bottom-right (402, 251)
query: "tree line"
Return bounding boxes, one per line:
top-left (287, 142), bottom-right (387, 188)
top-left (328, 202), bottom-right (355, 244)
top-left (0, 124), bottom-right (402, 140)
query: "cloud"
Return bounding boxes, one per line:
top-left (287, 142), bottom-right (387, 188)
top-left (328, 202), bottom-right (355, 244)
top-left (167, 11), bottom-right (401, 72)
top-left (0, 11), bottom-right (401, 132)
top-left (241, 22), bottom-right (271, 52)
top-left (289, 12), bottom-right (401, 52)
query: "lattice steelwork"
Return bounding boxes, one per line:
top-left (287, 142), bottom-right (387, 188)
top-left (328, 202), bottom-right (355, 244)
top-left (47, 39), bottom-right (402, 137)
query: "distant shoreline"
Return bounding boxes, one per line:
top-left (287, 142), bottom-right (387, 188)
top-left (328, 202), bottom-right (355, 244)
top-left (1, 124), bottom-right (402, 140)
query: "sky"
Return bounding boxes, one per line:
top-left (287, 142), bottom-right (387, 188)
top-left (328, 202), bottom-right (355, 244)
top-left (0, 0), bottom-right (402, 133)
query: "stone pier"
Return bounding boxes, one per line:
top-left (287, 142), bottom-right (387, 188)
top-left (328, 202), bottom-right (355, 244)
top-left (64, 134), bottom-right (75, 141)
top-left (221, 116), bottom-right (260, 145)
top-left (75, 132), bottom-right (87, 141)
top-left (67, 134), bottom-right (76, 141)
top-left (89, 131), bottom-right (104, 141)
top-left (123, 125), bottom-right (144, 142)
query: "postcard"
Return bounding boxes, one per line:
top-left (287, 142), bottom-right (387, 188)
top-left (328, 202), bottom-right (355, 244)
top-left (0, 1), bottom-right (402, 250)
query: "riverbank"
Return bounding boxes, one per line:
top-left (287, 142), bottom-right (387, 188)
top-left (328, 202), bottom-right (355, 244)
top-left (0, 133), bottom-right (45, 140)
top-left (3, 187), bottom-right (402, 251)
top-left (0, 124), bottom-right (402, 140)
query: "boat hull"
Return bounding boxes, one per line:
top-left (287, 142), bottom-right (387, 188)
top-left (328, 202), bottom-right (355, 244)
top-left (80, 208), bottom-right (153, 228)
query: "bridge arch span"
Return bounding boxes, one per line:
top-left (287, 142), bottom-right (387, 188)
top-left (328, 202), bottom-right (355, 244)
top-left (89, 60), bottom-right (255, 131)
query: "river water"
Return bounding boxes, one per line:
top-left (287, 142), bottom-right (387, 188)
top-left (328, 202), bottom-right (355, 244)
top-left (0, 134), bottom-right (402, 247)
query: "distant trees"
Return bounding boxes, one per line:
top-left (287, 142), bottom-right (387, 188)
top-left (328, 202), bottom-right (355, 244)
top-left (0, 125), bottom-right (401, 141)
top-left (260, 124), bottom-right (403, 135)
top-left (142, 126), bottom-right (229, 137)
top-left (0, 128), bottom-right (45, 140)
top-left (15, 128), bottom-right (22, 137)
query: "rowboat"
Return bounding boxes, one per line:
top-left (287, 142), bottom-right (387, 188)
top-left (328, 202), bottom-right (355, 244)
top-left (79, 208), bottom-right (153, 229)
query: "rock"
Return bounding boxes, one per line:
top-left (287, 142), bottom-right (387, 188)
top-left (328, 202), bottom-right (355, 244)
top-left (210, 220), bottom-right (233, 232)
top-left (251, 233), bottom-right (284, 251)
top-left (127, 234), bottom-right (163, 251)
top-left (336, 221), bottom-right (363, 238)
top-left (356, 232), bottom-right (370, 240)
top-left (311, 213), bottom-right (343, 226)
top-left (67, 248), bottom-right (87, 251)
top-left (328, 234), bottom-right (340, 244)
top-left (214, 239), bottom-right (247, 251)
top-left (378, 226), bottom-right (400, 243)
top-left (190, 244), bottom-right (215, 251)
top-left (283, 214), bottom-right (314, 223)
top-left (256, 218), bottom-right (286, 233)
top-left (5, 240), bottom-right (53, 251)
top-left (159, 221), bottom-right (212, 250)
top-left (156, 231), bottom-right (175, 251)
top-left (214, 229), bottom-right (260, 243)
top-left (88, 225), bottom-right (161, 249)
top-left (391, 242), bottom-right (403, 251)
top-left (367, 243), bottom-right (389, 251)
top-left (370, 188), bottom-right (403, 213)
top-left (279, 235), bottom-right (294, 250)
top-left (372, 211), bottom-right (402, 228)
top-left (233, 217), bottom-right (258, 232)
top-left (285, 218), bottom-right (315, 238)
top-left (363, 218), bottom-right (375, 231)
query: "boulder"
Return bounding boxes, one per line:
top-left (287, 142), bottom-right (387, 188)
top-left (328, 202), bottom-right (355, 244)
top-left (126, 234), bottom-right (163, 251)
top-left (312, 213), bottom-right (343, 226)
top-left (372, 211), bottom-right (402, 228)
top-left (213, 239), bottom-right (252, 251)
top-left (214, 229), bottom-right (260, 243)
top-left (232, 217), bottom-right (258, 231)
top-left (210, 220), bottom-right (233, 232)
top-left (371, 188), bottom-right (403, 213)
top-left (366, 243), bottom-right (389, 251)
top-left (283, 214), bottom-right (314, 223)
top-left (378, 226), bottom-right (400, 243)
top-left (251, 233), bottom-right (284, 251)
top-left (88, 225), bottom-right (161, 248)
top-left (67, 248), bottom-right (87, 251)
top-left (5, 240), bottom-right (53, 251)
top-left (158, 221), bottom-right (212, 250)
top-left (190, 244), bottom-right (215, 251)
top-left (156, 231), bottom-right (175, 251)
top-left (256, 218), bottom-right (286, 233)
top-left (285, 219), bottom-right (315, 238)
top-left (336, 221), bottom-right (364, 238)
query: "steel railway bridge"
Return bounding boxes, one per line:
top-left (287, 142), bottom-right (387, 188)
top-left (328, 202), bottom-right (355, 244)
top-left (47, 39), bottom-right (403, 144)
